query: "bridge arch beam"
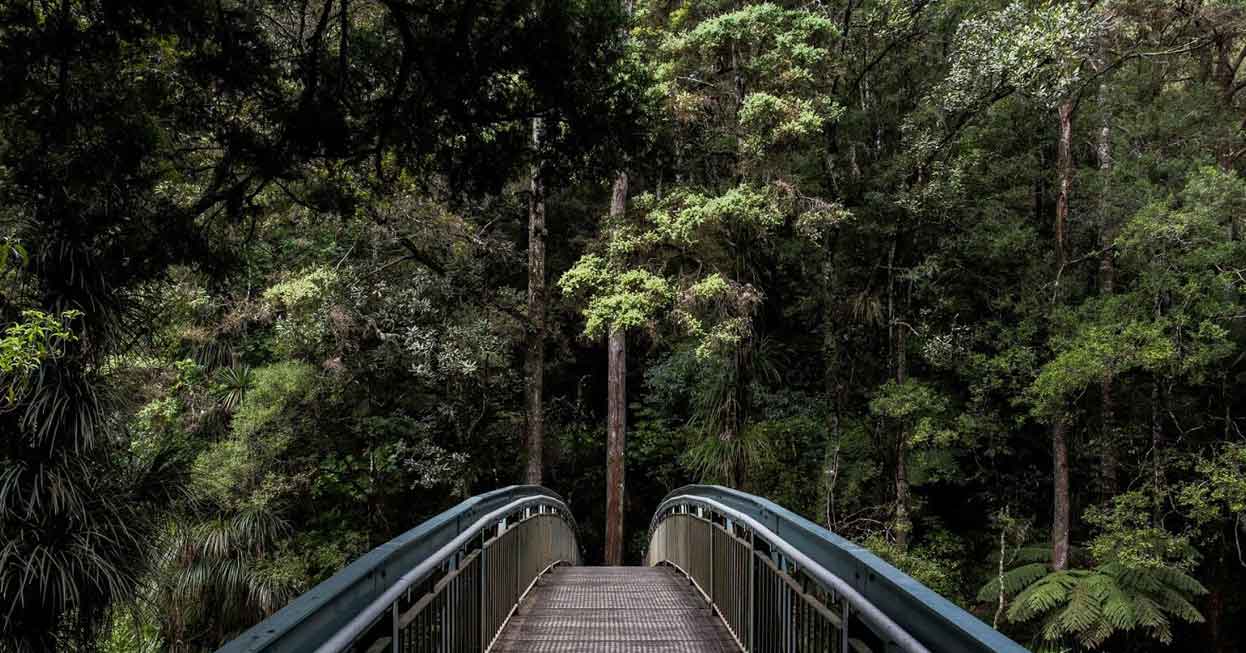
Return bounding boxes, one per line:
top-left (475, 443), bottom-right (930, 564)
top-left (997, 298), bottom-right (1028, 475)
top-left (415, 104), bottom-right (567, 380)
top-left (647, 485), bottom-right (1028, 653)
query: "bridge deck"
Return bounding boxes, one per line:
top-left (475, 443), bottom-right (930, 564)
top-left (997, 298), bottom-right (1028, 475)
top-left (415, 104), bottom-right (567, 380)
top-left (491, 566), bottom-right (740, 652)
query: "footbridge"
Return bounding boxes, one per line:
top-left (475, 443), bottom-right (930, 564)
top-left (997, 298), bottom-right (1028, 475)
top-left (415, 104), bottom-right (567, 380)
top-left (218, 486), bottom-right (1028, 653)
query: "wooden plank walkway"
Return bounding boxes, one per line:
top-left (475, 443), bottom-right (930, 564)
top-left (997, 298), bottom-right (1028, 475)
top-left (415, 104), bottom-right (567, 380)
top-left (491, 566), bottom-right (740, 653)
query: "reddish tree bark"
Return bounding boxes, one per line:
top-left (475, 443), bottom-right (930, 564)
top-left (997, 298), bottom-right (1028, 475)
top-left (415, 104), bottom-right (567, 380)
top-left (1052, 416), bottom-right (1071, 570)
top-left (604, 171), bottom-right (629, 565)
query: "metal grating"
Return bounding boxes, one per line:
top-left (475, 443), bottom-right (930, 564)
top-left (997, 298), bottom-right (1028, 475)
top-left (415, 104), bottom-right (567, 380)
top-left (491, 567), bottom-right (740, 653)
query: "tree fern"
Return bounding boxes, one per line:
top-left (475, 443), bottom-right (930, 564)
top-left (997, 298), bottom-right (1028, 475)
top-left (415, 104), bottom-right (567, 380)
top-left (981, 548), bottom-right (1207, 650)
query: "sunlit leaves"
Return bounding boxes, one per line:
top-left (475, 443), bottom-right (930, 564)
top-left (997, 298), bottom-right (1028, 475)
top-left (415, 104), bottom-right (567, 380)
top-left (938, 2), bottom-right (1102, 112)
top-left (0, 309), bottom-right (81, 404)
top-left (559, 255), bottom-right (674, 338)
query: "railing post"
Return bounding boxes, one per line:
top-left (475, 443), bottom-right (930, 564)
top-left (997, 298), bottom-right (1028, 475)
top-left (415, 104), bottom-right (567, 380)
top-left (841, 598), bottom-right (850, 653)
top-left (780, 556), bottom-right (793, 653)
top-left (747, 530), bottom-right (755, 653)
top-left (480, 529), bottom-right (488, 650)
top-left (391, 600), bottom-right (399, 653)
top-left (709, 513), bottom-right (715, 606)
top-left (442, 557), bottom-right (452, 652)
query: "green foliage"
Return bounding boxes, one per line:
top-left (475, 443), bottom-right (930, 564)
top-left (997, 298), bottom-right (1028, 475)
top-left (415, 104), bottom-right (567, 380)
top-left (0, 309), bottom-right (81, 402)
top-left (865, 530), bottom-right (968, 603)
top-left (654, 2), bottom-right (841, 177)
top-left (682, 423), bottom-right (773, 484)
top-left (1177, 443), bottom-right (1246, 534)
top-left (150, 506), bottom-right (299, 648)
top-left (998, 562), bottom-right (1206, 650)
top-left (4, 0), bottom-right (1246, 650)
top-left (263, 267), bottom-right (339, 311)
top-left (213, 365), bottom-right (254, 414)
top-left (559, 255), bottom-right (674, 337)
top-left (229, 362), bottom-right (316, 442)
top-left (938, 2), bottom-right (1100, 112)
top-left (1084, 492), bottom-right (1198, 571)
top-left (870, 379), bottom-right (956, 446)
top-left (1028, 319), bottom-right (1174, 417)
top-left (981, 501), bottom-right (1206, 651)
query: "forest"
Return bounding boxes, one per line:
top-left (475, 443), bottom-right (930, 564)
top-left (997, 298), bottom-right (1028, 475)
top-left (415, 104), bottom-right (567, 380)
top-left (1, 0), bottom-right (1245, 651)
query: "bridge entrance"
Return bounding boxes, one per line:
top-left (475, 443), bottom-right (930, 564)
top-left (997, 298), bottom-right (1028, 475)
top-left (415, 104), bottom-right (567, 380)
top-left (219, 485), bottom-right (1029, 653)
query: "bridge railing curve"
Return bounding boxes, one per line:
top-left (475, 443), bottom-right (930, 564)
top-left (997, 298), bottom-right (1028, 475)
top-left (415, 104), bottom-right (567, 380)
top-left (646, 485), bottom-right (1029, 653)
top-left (219, 485), bottom-right (578, 653)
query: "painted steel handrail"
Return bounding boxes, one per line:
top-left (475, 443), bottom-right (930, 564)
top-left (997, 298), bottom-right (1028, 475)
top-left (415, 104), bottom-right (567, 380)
top-left (219, 485), bottom-right (576, 653)
top-left (647, 485), bottom-right (1029, 653)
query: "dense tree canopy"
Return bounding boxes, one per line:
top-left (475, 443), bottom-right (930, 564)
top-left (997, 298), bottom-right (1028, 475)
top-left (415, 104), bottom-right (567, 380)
top-left (2, 1), bottom-right (1245, 651)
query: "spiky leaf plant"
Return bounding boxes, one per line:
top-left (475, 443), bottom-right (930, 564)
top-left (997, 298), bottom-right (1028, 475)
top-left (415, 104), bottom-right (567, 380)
top-left (151, 505), bottom-right (298, 650)
top-left (212, 365), bottom-right (254, 414)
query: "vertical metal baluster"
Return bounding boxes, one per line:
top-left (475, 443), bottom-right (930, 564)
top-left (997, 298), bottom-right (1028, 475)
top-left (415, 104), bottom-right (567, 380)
top-left (453, 564), bottom-right (460, 653)
top-left (480, 549), bottom-right (485, 651)
top-left (710, 521), bottom-right (715, 606)
top-left (391, 600), bottom-right (399, 653)
top-left (417, 598), bottom-right (424, 653)
top-left (841, 597), bottom-right (849, 653)
top-left (748, 533), bottom-right (755, 652)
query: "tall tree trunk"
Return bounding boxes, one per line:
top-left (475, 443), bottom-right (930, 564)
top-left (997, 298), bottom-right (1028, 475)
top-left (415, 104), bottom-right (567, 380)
top-left (1051, 99), bottom-right (1076, 571)
top-left (604, 171), bottom-right (628, 566)
top-left (524, 118), bottom-right (546, 486)
top-left (1052, 416), bottom-right (1071, 570)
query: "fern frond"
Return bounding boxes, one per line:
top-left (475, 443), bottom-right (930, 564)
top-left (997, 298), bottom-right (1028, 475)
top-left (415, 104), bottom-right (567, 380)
top-left (1055, 576), bottom-right (1103, 633)
top-left (1131, 595), bottom-right (1172, 643)
top-left (1152, 566), bottom-right (1208, 596)
top-left (1154, 587), bottom-right (1205, 624)
top-left (1012, 545), bottom-right (1055, 564)
top-left (1100, 582), bottom-right (1134, 630)
top-left (1007, 571), bottom-right (1079, 623)
top-left (976, 562), bottom-right (1049, 602)
top-left (1077, 618), bottom-right (1115, 650)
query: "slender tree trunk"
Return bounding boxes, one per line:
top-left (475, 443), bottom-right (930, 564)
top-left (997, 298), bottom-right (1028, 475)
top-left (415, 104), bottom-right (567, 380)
top-left (821, 248), bottom-right (841, 531)
top-left (604, 171), bottom-right (628, 565)
top-left (894, 271), bottom-right (910, 551)
top-left (1052, 416), bottom-right (1071, 570)
top-left (1152, 377), bottom-right (1164, 517)
top-left (524, 118), bottom-right (546, 485)
top-left (1055, 99), bottom-right (1074, 269)
top-left (1050, 99), bottom-right (1076, 570)
top-left (605, 329), bottom-right (626, 564)
top-left (894, 324), bottom-right (911, 550)
top-left (894, 434), bottom-right (911, 550)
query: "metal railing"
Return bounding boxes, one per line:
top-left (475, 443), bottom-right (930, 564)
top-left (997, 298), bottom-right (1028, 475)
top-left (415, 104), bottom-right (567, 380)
top-left (219, 486), bottom-right (578, 653)
top-left (647, 485), bottom-right (1029, 653)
